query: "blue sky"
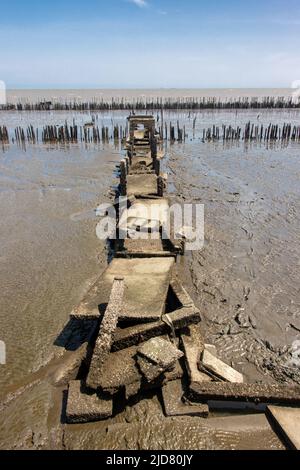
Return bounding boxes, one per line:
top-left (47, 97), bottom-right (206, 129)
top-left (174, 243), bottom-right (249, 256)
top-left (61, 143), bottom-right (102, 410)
top-left (1, 0), bottom-right (300, 88)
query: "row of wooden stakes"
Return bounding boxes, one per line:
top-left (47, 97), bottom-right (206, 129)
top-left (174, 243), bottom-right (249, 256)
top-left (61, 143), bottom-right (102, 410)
top-left (202, 122), bottom-right (300, 142)
top-left (1, 95), bottom-right (299, 111)
top-left (2, 121), bottom-right (300, 145)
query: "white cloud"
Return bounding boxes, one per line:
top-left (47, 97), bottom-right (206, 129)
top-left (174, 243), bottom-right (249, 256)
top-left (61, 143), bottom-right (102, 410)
top-left (128, 0), bottom-right (148, 8)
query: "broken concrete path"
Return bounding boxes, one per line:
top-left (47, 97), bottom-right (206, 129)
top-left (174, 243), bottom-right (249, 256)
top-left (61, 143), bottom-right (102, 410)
top-left (71, 257), bottom-right (174, 322)
top-left (201, 349), bottom-right (244, 383)
top-left (267, 406), bottom-right (300, 450)
top-left (137, 337), bottom-right (184, 369)
top-left (66, 381), bottom-right (112, 424)
top-left (86, 278), bottom-right (124, 390)
top-left (112, 306), bottom-right (201, 352)
top-left (189, 382), bottom-right (300, 405)
top-left (162, 380), bottom-right (209, 418)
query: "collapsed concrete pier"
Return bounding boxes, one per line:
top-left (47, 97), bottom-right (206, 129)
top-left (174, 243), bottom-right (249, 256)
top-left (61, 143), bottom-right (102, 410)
top-left (65, 115), bottom-right (300, 450)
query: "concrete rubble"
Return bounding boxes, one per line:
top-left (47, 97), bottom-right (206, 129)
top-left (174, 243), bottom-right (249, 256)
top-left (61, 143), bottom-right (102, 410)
top-left (189, 382), bottom-right (300, 405)
top-left (86, 278), bottom-right (124, 390)
top-left (200, 349), bottom-right (244, 383)
top-left (181, 325), bottom-right (212, 385)
top-left (63, 115), bottom-right (300, 450)
top-left (137, 337), bottom-right (184, 370)
top-left (162, 380), bottom-right (209, 418)
top-left (66, 381), bottom-right (113, 424)
top-left (112, 306), bottom-right (201, 352)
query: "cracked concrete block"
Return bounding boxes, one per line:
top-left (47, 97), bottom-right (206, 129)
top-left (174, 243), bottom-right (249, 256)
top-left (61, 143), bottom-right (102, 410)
top-left (66, 381), bottom-right (112, 424)
top-left (87, 278), bottom-right (124, 390)
top-left (189, 382), bottom-right (300, 405)
top-left (126, 360), bottom-right (184, 400)
top-left (180, 326), bottom-right (212, 385)
top-left (95, 345), bottom-right (140, 395)
top-left (71, 257), bottom-right (174, 323)
top-left (93, 336), bottom-right (184, 397)
top-left (125, 382), bottom-right (141, 401)
top-left (136, 356), bottom-right (166, 383)
top-left (200, 349), bottom-right (244, 384)
top-left (127, 174), bottom-right (158, 198)
top-left (112, 306), bottom-right (201, 352)
top-left (137, 337), bottom-right (184, 369)
top-left (162, 380), bottom-right (209, 418)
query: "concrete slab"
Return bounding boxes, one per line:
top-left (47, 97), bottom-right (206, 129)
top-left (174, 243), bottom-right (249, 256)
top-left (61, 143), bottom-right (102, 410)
top-left (112, 306), bottom-right (201, 351)
top-left (125, 361), bottom-right (184, 400)
top-left (118, 198), bottom-right (169, 239)
top-left (96, 345), bottom-right (140, 394)
top-left (189, 382), bottom-right (300, 405)
top-left (170, 277), bottom-right (194, 308)
top-left (201, 349), bottom-right (244, 383)
top-left (125, 382), bottom-right (141, 400)
top-left (86, 278), bottom-right (124, 390)
top-left (66, 381), bottom-right (112, 424)
top-left (71, 257), bottom-right (174, 322)
top-left (267, 406), bottom-right (300, 449)
top-left (137, 337), bottom-right (184, 369)
top-left (127, 174), bottom-right (158, 197)
top-left (180, 325), bottom-right (212, 385)
top-left (70, 273), bottom-right (109, 320)
top-left (115, 257), bottom-right (174, 322)
top-left (162, 380), bottom-right (209, 418)
top-left (137, 356), bottom-right (166, 383)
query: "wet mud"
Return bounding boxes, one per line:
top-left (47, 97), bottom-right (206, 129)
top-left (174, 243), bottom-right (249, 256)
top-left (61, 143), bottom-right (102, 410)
top-left (168, 137), bottom-right (300, 387)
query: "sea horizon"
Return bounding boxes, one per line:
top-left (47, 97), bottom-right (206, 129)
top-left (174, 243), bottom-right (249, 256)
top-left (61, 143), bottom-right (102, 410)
top-left (4, 87), bottom-right (295, 105)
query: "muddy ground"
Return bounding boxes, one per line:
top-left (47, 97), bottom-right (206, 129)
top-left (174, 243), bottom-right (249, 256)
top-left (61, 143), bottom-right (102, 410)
top-left (168, 139), bottom-right (300, 388)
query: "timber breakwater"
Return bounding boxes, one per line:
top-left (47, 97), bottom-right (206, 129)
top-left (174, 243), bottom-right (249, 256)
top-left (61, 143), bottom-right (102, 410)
top-left (1, 95), bottom-right (300, 111)
top-left (2, 119), bottom-right (300, 146)
top-left (63, 115), bottom-right (300, 449)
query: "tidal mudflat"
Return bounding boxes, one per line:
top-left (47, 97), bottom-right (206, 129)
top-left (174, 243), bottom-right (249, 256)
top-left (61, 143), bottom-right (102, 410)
top-left (0, 109), bottom-right (299, 449)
